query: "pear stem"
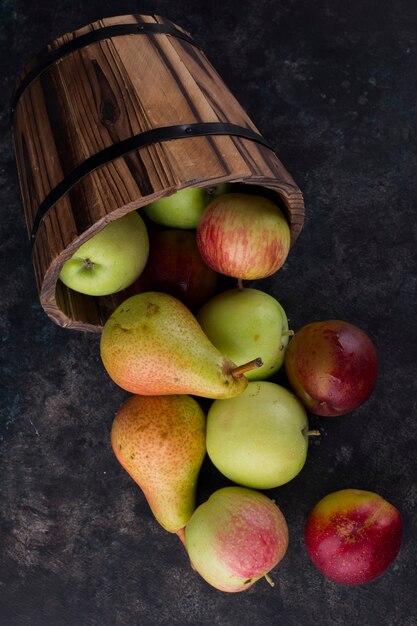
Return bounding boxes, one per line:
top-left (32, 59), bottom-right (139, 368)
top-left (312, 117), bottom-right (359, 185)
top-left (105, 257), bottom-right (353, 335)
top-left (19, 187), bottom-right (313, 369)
top-left (231, 358), bottom-right (263, 379)
top-left (176, 528), bottom-right (197, 571)
top-left (282, 329), bottom-right (295, 337)
top-left (176, 527), bottom-right (187, 549)
top-left (237, 278), bottom-right (243, 291)
top-left (264, 573), bottom-right (275, 587)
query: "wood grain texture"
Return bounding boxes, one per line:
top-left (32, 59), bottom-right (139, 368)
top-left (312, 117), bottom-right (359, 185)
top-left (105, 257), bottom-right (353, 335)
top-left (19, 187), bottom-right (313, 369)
top-left (12, 13), bottom-right (304, 331)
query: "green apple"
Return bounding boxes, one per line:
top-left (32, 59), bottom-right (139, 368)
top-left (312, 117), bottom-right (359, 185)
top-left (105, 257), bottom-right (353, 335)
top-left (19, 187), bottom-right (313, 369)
top-left (144, 184), bottom-right (231, 229)
top-left (59, 212), bottom-right (149, 296)
top-left (206, 381), bottom-right (310, 489)
top-left (197, 287), bottom-right (290, 380)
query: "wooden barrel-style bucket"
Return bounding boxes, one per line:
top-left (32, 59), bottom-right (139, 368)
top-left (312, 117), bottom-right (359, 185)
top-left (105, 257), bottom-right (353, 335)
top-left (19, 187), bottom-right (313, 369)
top-left (12, 13), bottom-right (304, 332)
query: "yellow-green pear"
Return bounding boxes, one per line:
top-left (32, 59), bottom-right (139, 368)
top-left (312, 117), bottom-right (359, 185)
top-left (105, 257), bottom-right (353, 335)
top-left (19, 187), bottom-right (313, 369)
top-left (101, 292), bottom-right (259, 399)
top-left (111, 394), bottom-right (206, 533)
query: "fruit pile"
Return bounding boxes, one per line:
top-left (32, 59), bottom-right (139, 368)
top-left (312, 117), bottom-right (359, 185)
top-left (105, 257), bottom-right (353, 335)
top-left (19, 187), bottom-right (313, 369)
top-left (59, 185), bottom-right (403, 592)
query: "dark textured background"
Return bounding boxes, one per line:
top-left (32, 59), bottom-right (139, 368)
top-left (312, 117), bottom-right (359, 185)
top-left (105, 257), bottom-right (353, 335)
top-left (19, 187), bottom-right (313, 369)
top-left (1, 1), bottom-right (416, 624)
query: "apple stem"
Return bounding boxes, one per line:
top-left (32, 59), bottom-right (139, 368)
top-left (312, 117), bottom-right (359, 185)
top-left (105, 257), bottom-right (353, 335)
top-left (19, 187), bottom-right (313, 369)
top-left (306, 429), bottom-right (321, 437)
top-left (231, 358), bottom-right (263, 379)
top-left (83, 258), bottom-right (95, 270)
top-left (237, 278), bottom-right (243, 291)
top-left (264, 573), bottom-right (275, 587)
top-left (282, 329), bottom-right (295, 337)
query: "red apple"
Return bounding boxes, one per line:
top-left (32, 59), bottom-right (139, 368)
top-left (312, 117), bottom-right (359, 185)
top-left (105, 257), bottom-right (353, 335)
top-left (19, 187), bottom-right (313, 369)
top-left (130, 229), bottom-right (217, 311)
top-left (196, 193), bottom-right (291, 280)
top-left (284, 320), bottom-right (378, 416)
top-left (185, 486), bottom-right (289, 592)
top-left (305, 489), bottom-right (402, 585)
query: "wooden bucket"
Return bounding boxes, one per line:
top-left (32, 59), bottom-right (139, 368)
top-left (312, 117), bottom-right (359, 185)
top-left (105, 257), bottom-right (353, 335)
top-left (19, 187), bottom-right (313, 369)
top-left (12, 13), bottom-right (304, 332)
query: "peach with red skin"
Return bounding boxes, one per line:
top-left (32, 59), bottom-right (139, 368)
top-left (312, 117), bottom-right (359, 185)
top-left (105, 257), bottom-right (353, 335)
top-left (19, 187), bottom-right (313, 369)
top-left (305, 489), bottom-right (402, 585)
top-left (285, 320), bottom-right (378, 416)
top-left (197, 193), bottom-right (291, 280)
top-left (185, 486), bottom-right (289, 592)
top-left (130, 229), bottom-right (217, 311)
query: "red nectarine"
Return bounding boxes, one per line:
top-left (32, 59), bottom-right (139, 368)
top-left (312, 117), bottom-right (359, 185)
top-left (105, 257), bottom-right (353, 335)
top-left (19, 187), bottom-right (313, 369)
top-left (305, 489), bottom-right (402, 585)
top-left (284, 320), bottom-right (378, 416)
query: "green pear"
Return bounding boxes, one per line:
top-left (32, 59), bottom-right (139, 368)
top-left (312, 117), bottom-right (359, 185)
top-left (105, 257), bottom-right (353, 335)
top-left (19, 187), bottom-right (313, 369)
top-left (111, 394), bottom-right (206, 533)
top-left (185, 486), bottom-right (289, 592)
top-left (100, 292), bottom-right (257, 399)
top-left (206, 381), bottom-right (312, 489)
top-left (197, 288), bottom-right (290, 380)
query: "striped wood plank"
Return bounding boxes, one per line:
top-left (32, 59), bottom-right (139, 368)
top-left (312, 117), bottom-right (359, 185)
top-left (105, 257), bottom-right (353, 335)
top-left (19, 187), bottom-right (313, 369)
top-left (12, 13), bottom-right (304, 331)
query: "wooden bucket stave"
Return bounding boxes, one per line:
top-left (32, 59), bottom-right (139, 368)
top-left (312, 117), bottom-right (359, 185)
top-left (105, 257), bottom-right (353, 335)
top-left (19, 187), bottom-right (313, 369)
top-left (12, 13), bottom-right (304, 332)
